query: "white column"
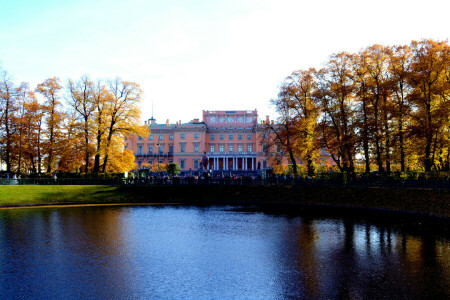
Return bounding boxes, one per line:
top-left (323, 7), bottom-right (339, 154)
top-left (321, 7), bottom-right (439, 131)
top-left (251, 158), bottom-right (254, 170)
top-left (244, 158), bottom-right (247, 170)
top-left (226, 157), bottom-right (228, 170)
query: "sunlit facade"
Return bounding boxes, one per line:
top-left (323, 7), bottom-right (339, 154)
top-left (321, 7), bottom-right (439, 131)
top-left (126, 110), bottom-right (268, 173)
top-left (126, 109), bottom-right (334, 173)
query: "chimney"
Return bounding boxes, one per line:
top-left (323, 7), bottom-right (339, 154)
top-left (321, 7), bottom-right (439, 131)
top-left (266, 115), bottom-right (270, 124)
top-left (166, 119), bottom-right (170, 126)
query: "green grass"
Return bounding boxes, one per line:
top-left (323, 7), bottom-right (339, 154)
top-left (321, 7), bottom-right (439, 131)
top-left (0, 185), bottom-right (126, 205)
top-left (0, 185), bottom-right (449, 219)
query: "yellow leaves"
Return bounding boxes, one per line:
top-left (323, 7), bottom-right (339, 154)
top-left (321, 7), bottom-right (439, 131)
top-left (151, 163), bottom-right (167, 173)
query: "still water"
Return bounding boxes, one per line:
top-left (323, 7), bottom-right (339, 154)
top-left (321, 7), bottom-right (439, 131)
top-left (0, 205), bottom-right (448, 299)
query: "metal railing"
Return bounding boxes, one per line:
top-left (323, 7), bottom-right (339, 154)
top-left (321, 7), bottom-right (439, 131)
top-left (0, 176), bottom-right (449, 189)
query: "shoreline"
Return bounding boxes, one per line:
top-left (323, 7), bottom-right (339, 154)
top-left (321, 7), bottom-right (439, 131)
top-left (0, 185), bottom-right (448, 220)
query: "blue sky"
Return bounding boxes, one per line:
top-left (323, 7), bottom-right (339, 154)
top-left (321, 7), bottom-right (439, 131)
top-left (1, 0), bottom-right (449, 123)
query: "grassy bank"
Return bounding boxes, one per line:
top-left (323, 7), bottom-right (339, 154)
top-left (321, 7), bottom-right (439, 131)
top-left (0, 185), bottom-right (449, 218)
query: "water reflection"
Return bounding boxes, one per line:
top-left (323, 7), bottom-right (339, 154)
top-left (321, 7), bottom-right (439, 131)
top-left (0, 205), bottom-right (448, 299)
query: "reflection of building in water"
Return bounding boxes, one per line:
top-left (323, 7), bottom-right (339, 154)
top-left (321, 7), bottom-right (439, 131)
top-left (126, 109), bottom-right (334, 173)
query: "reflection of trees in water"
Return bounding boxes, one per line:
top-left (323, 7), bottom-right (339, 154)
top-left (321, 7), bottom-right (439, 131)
top-left (295, 218), bottom-right (321, 298)
top-left (0, 207), bottom-right (134, 298)
top-left (278, 216), bottom-right (449, 299)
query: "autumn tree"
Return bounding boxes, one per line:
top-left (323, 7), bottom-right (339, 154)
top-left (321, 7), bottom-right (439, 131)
top-left (407, 40), bottom-right (450, 172)
top-left (36, 77), bottom-right (65, 173)
top-left (101, 78), bottom-right (148, 173)
top-left (11, 83), bottom-right (35, 173)
top-left (315, 53), bottom-right (357, 176)
top-left (58, 111), bottom-right (84, 172)
top-left (350, 51), bottom-right (372, 173)
top-left (268, 91), bottom-right (300, 175)
top-left (68, 75), bottom-right (96, 173)
top-left (388, 45), bottom-right (413, 172)
top-left (282, 68), bottom-right (320, 176)
top-left (21, 95), bottom-right (44, 174)
top-left (0, 70), bottom-right (17, 172)
top-left (91, 81), bottom-right (109, 174)
top-left (362, 45), bottom-right (394, 173)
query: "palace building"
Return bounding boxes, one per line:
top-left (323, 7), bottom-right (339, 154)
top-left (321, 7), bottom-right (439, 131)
top-left (126, 110), bottom-right (269, 173)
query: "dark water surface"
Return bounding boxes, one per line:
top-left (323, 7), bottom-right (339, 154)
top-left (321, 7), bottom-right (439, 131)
top-left (0, 205), bottom-right (448, 299)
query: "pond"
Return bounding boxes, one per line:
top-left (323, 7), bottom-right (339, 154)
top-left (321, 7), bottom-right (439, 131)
top-left (0, 205), bottom-right (448, 299)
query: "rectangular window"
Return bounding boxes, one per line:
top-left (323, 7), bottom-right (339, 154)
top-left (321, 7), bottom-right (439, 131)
top-left (229, 134), bottom-right (233, 140)
top-left (169, 145), bottom-right (174, 153)
top-left (210, 134), bottom-right (215, 140)
top-left (247, 145), bottom-right (252, 153)
top-left (159, 135), bottom-right (164, 140)
top-left (210, 145), bottom-right (215, 152)
top-left (149, 160), bottom-right (153, 165)
top-left (138, 145), bottom-right (143, 154)
top-left (194, 159), bottom-right (199, 169)
top-left (194, 144), bottom-right (199, 152)
top-left (159, 145), bottom-right (164, 153)
top-left (228, 145), bottom-right (233, 152)
top-left (138, 136), bottom-right (143, 141)
top-left (169, 135), bottom-right (174, 140)
top-left (194, 133), bottom-right (199, 139)
top-left (247, 134), bottom-right (252, 140)
top-left (180, 159), bottom-right (185, 169)
top-left (148, 145), bottom-right (153, 153)
top-left (138, 160), bottom-right (142, 168)
top-left (238, 145), bottom-right (243, 152)
top-left (219, 145), bottom-right (224, 152)
top-left (220, 134), bottom-right (224, 140)
top-left (180, 133), bottom-right (185, 139)
top-left (125, 143), bottom-right (128, 149)
top-left (168, 159), bottom-right (173, 164)
top-left (180, 144), bottom-right (186, 153)
top-left (149, 135), bottom-right (154, 140)
top-left (238, 134), bottom-right (243, 140)
top-left (263, 160), bottom-right (267, 169)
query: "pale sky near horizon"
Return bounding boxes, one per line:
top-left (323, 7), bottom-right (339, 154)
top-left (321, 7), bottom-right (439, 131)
top-left (1, 0), bottom-right (449, 124)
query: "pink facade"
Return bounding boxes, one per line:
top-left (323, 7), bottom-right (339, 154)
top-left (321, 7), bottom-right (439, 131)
top-left (127, 110), bottom-right (268, 173)
top-left (126, 109), bottom-right (335, 173)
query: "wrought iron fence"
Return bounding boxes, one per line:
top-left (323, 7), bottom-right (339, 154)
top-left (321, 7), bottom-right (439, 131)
top-left (0, 176), bottom-right (448, 189)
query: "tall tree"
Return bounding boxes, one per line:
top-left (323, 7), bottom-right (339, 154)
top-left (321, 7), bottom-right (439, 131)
top-left (269, 87), bottom-right (300, 175)
top-left (350, 51), bottom-right (372, 173)
top-left (364, 45), bottom-right (392, 173)
top-left (315, 53), bottom-right (357, 175)
top-left (92, 81), bottom-right (108, 174)
top-left (68, 75), bottom-right (96, 173)
top-left (21, 95), bottom-right (44, 174)
top-left (36, 77), bottom-right (65, 173)
top-left (283, 68), bottom-right (320, 176)
top-left (407, 40), bottom-right (450, 171)
top-left (388, 45), bottom-right (412, 172)
top-left (0, 70), bottom-right (17, 172)
top-left (102, 78), bottom-right (148, 173)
